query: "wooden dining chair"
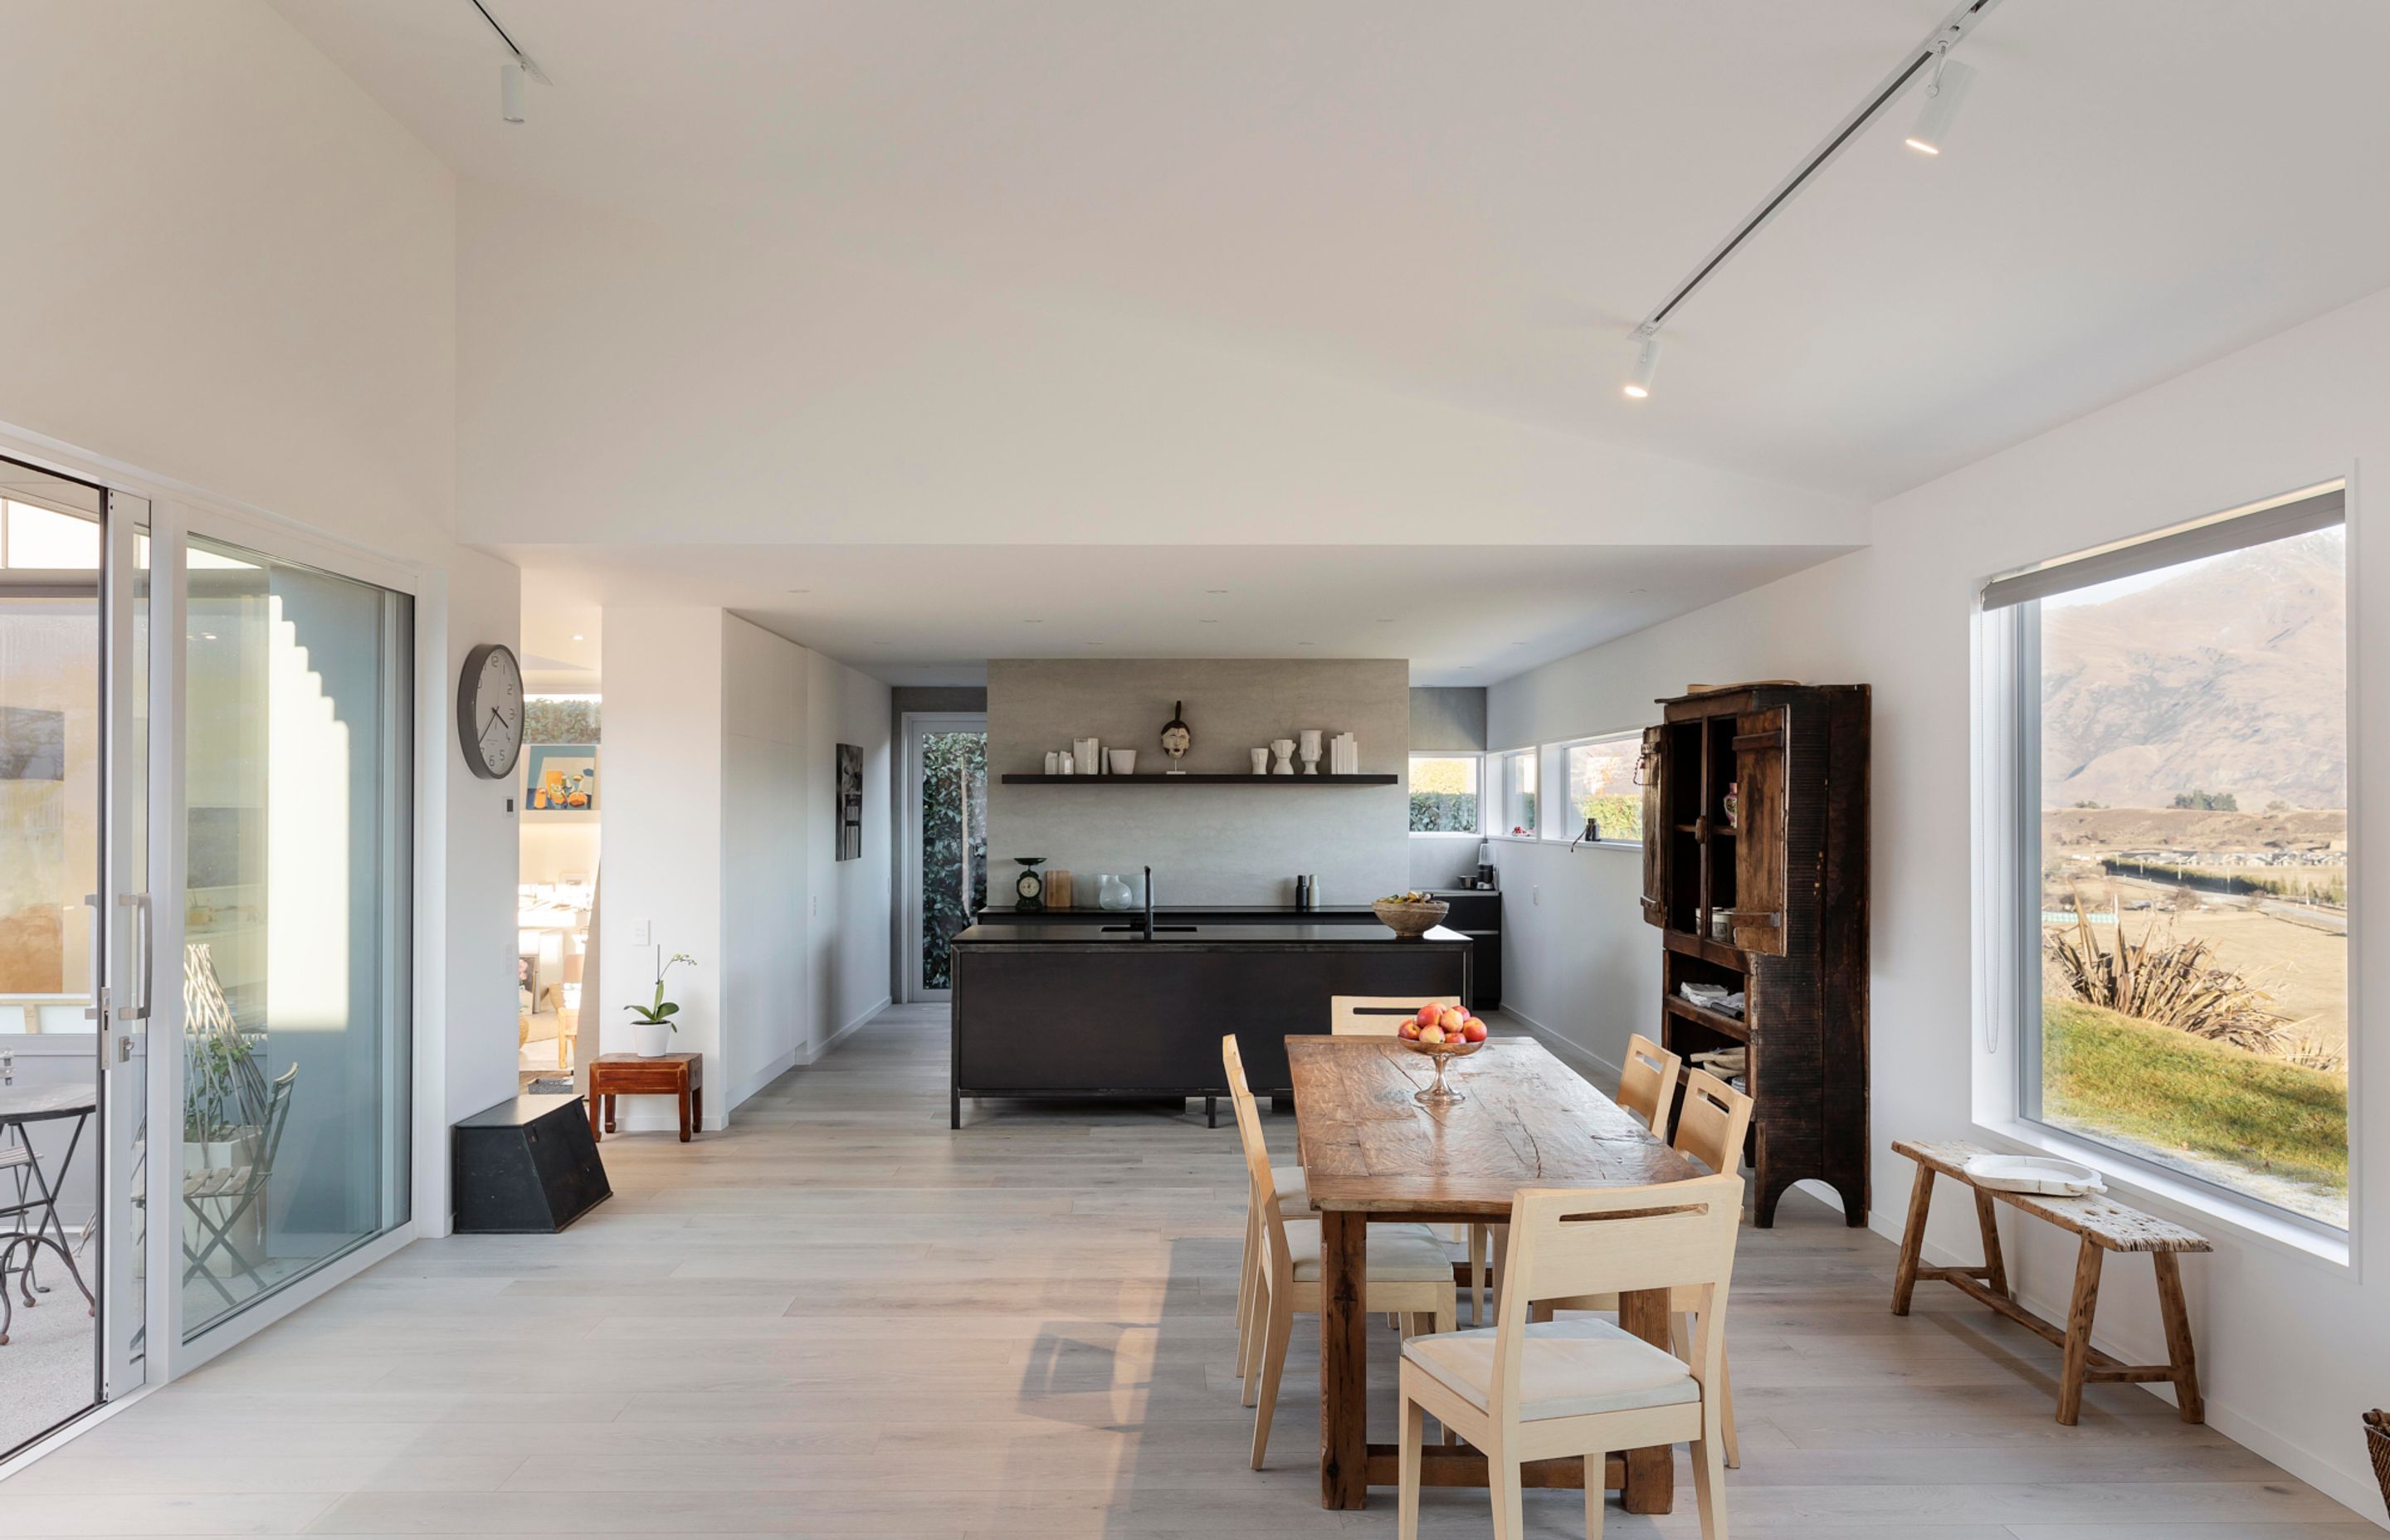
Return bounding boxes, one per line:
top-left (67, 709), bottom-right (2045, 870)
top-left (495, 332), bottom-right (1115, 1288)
top-left (1328, 994), bottom-right (1490, 1323)
top-left (1616, 1033), bottom-right (1684, 1138)
top-left (1224, 1036), bottom-right (1457, 1469)
top-left (1485, 1031), bottom-right (1690, 1319)
top-left (1397, 1172), bottom-right (1745, 1540)
top-left (1528, 1067), bottom-right (1755, 1466)
top-left (1226, 1036), bottom-right (1324, 1384)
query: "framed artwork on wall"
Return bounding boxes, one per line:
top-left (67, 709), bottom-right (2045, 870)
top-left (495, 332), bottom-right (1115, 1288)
top-left (836, 743), bottom-right (863, 860)
top-left (526, 743), bottom-right (598, 814)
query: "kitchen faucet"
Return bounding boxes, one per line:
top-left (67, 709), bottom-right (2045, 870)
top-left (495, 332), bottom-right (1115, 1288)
top-left (1140, 865), bottom-right (1155, 939)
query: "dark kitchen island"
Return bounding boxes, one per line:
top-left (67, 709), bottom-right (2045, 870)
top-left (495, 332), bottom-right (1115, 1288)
top-left (947, 920), bottom-right (1471, 1128)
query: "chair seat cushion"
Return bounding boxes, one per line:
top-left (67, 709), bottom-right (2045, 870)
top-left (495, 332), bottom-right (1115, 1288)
top-left (1402, 1318), bottom-right (1698, 1421)
top-left (1286, 1220), bottom-right (1453, 1284)
top-left (1272, 1165), bottom-right (1310, 1215)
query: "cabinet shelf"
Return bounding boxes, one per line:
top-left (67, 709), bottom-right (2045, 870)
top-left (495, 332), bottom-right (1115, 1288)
top-left (999, 772), bottom-right (1397, 786)
top-left (1664, 994), bottom-right (1750, 1043)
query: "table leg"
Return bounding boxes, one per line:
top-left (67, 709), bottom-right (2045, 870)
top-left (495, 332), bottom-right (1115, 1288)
top-left (1617, 1286), bottom-right (1675, 1514)
top-left (678, 1083), bottom-right (692, 1143)
top-left (1319, 1209), bottom-right (1368, 1509)
top-left (605, 1094), bottom-right (617, 1133)
top-left (692, 1086), bottom-right (703, 1134)
top-left (587, 1086), bottom-right (603, 1143)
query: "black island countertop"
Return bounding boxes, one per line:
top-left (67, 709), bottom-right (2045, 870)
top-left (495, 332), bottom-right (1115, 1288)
top-left (967, 903), bottom-right (1381, 926)
top-left (951, 921), bottom-right (1467, 946)
top-left (948, 916), bottom-right (1475, 1127)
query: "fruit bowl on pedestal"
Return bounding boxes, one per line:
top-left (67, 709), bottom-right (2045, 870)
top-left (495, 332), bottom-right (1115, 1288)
top-left (1395, 1002), bottom-right (1490, 1104)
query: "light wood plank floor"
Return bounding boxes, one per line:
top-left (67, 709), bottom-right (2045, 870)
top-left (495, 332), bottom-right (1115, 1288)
top-left (2, 1005), bottom-right (2368, 1538)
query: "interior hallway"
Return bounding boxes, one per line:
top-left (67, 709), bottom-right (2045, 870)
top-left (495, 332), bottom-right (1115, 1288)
top-left (0, 1006), bottom-right (2360, 1538)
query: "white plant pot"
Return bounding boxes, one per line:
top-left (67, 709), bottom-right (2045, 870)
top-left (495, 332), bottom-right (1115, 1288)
top-left (631, 1017), bottom-right (675, 1057)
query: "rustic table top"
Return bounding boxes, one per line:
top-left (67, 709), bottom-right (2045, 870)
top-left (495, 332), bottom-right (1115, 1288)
top-left (1289, 1036), bottom-right (1704, 1216)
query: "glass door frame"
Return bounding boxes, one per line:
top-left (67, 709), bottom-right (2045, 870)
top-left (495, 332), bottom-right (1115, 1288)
top-left (899, 711), bottom-right (986, 1003)
top-left (0, 426), bottom-right (436, 1414)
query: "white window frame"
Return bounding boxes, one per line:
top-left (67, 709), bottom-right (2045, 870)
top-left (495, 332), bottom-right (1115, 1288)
top-left (1970, 477), bottom-right (2359, 1265)
top-left (1485, 747), bottom-right (1539, 843)
top-left (1542, 731), bottom-right (1646, 850)
top-left (1406, 750), bottom-right (1484, 840)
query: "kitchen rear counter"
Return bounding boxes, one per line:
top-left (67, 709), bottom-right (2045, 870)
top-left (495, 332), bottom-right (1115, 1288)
top-left (947, 922), bottom-right (1471, 1127)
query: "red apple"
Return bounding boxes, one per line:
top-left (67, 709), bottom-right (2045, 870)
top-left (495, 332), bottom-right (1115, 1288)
top-left (1419, 1025), bottom-right (1446, 1045)
top-left (1415, 1003), bottom-right (1441, 1026)
top-left (1438, 1007), bottom-right (1466, 1032)
top-left (1461, 1018), bottom-right (1488, 1044)
top-left (1398, 1021), bottom-right (1421, 1040)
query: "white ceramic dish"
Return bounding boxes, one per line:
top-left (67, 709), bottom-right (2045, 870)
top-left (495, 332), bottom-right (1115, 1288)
top-left (1963, 1153), bottom-right (2106, 1196)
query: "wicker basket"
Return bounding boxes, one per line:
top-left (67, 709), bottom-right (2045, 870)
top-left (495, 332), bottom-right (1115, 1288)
top-left (2366, 1410), bottom-right (2390, 1517)
top-left (1372, 899), bottom-right (1449, 938)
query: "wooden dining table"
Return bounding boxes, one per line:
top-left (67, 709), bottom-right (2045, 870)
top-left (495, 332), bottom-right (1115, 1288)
top-left (1288, 1036), bottom-right (1706, 1513)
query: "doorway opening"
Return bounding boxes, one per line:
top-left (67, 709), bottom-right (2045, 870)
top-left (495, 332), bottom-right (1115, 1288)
top-left (901, 714), bottom-right (985, 1001)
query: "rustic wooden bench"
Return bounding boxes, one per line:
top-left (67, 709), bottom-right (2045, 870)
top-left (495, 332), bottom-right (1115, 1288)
top-left (1890, 1138), bottom-right (2210, 1426)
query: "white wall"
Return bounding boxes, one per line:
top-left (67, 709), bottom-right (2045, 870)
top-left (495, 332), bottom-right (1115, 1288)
top-left (601, 610), bottom-right (890, 1128)
top-left (722, 616), bottom-right (809, 1109)
top-left (598, 610), bottom-right (725, 1122)
top-left (807, 651), bottom-right (893, 1060)
top-left (519, 822), bottom-right (601, 885)
top-left (1486, 284), bottom-right (2390, 1523)
top-left (0, 0), bottom-right (521, 1238)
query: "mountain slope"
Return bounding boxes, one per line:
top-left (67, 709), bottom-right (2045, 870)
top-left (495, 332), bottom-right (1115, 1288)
top-left (2039, 527), bottom-right (2344, 810)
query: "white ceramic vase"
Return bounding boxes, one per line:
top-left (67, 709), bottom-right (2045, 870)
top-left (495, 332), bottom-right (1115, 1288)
top-left (1097, 874), bottom-right (1134, 910)
top-left (1108, 748), bottom-right (1137, 774)
top-left (1250, 748), bottom-right (1270, 775)
top-left (1270, 739), bottom-right (1296, 774)
top-left (632, 1017), bottom-right (673, 1057)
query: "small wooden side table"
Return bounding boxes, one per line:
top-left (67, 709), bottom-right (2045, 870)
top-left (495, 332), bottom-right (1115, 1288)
top-left (588, 1052), bottom-right (703, 1143)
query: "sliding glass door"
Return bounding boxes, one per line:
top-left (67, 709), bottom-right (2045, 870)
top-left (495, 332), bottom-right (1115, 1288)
top-left (178, 534), bottom-right (412, 1339)
top-left (0, 463), bottom-right (146, 1455)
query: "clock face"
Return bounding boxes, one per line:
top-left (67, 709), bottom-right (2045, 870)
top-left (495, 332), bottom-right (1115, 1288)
top-left (1015, 871), bottom-right (1041, 899)
top-left (460, 643), bottom-right (524, 779)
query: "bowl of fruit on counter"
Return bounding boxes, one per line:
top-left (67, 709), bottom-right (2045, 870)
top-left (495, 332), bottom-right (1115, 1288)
top-left (1372, 890), bottom-right (1451, 938)
top-left (1396, 1003), bottom-right (1488, 1104)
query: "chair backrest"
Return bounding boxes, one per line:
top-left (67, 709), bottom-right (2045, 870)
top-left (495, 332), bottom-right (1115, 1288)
top-left (1329, 995), bottom-right (1457, 1035)
top-left (1672, 1067), bottom-right (1753, 1179)
top-left (1617, 1033), bottom-right (1683, 1137)
top-left (1222, 1036), bottom-right (1297, 1283)
top-left (1490, 1174), bottom-right (1745, 1423)
top-left (256, 1064), bottom-right (300, 1173)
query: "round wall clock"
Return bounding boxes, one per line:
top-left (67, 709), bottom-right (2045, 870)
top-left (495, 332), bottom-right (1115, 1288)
top-left (458, 641), bottom-right (525, 780)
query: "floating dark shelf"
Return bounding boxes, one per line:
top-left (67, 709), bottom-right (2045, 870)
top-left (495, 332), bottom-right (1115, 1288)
top-left (999, 772), bottom-right (1397, 786)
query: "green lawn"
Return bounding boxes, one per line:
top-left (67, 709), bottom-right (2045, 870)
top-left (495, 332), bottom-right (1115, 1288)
top-left (2042, 998), bottom-right (2348, 1196)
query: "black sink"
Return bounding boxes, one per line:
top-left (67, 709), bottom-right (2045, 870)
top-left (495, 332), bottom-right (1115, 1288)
top-left (1099, 924), bottom-right (1198, 933)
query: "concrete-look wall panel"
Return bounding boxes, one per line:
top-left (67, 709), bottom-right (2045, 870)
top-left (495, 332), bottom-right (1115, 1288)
top-left (1408, 686), bottom-right (1486, 753)
top-left (985, 658), bottom-right (1407, 906)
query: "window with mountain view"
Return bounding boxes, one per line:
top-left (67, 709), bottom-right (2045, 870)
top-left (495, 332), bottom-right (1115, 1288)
top-left (1993, 485), bottom-right (2348, 1229)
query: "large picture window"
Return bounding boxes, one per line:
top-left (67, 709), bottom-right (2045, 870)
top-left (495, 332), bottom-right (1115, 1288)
top-left (1986, 484), bottom-right (2349, 1230)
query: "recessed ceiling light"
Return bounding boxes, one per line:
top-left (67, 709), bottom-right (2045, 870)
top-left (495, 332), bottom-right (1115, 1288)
top-left (788, 587), bottom-right (811, 594)
top-left (1206, 588), bottom-right (1229, 594)
top-left (1298, 641), bottom-right (1315, 646)
top-left (1375, 617), bottom-right (1396, 623)
top-left (571, 633), bottom-right (584, 641)
top-left (1021, 618), bottom-right (1044, 624)
top-left (1197, 618), bottom-right (1218, 624)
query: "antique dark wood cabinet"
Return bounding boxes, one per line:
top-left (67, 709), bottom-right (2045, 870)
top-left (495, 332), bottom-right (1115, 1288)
top-left (1640, 684), bottom-right (1871, 1226)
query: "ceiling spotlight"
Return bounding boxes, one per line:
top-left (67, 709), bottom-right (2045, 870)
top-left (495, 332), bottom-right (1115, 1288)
top-left (1905, 47), bottom-right (1976, 155)
top-left (500, 61), bottom-right (526, 123)
top-left (1623, 333), bottom-right (1661, 399)
top-left (570, 633), bottom-right (584, 641)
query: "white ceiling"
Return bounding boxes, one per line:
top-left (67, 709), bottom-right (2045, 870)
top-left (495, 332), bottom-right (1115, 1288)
top-left (271, 1), bottom-right (2390, 681)
top-left (274, 0), bottom-right (2390, 499)
top-left (496, 542), bottom-right (1847, 686)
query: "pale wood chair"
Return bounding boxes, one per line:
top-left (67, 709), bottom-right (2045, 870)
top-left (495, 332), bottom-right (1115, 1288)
top-left (1227, 1039), bottom-right (1327, 1384)
top-left (1397, 1172), bottom-right (1745, 1540)
top-left (1224, 1036), bottom-right (1456, 1469)
top-left (1533, 1068), bottom-right (1755, 1465)
top-left (1328, 994), bottom-right (1491, 1324)
top-left (1616, 1033), bottom-right (1684, 1137)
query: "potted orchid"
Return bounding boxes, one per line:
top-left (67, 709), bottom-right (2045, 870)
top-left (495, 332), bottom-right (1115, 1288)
top-left (625, 949), bottom-right (694, 1057)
